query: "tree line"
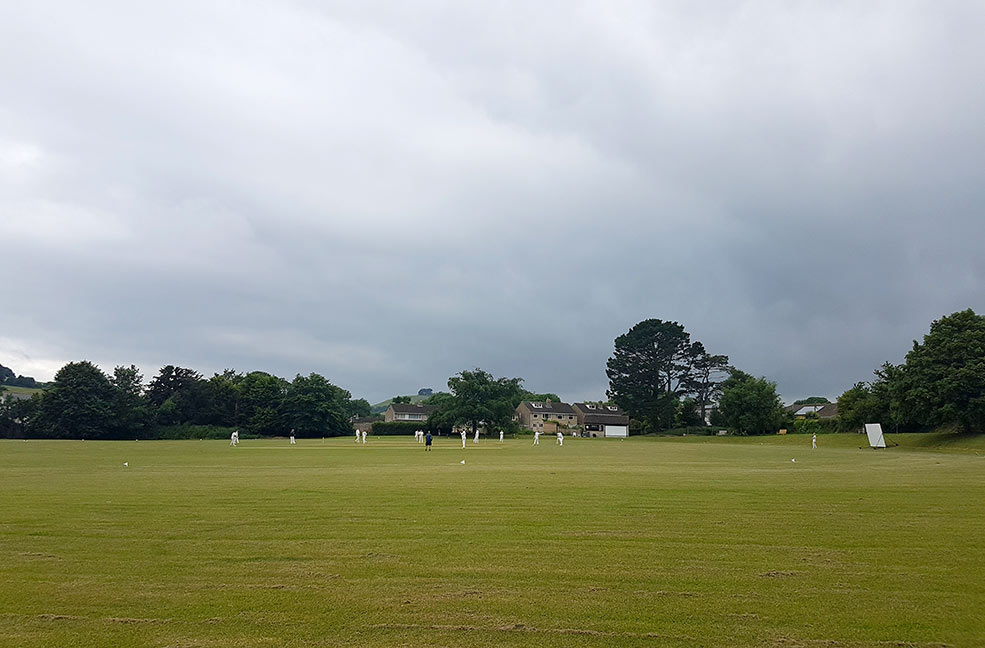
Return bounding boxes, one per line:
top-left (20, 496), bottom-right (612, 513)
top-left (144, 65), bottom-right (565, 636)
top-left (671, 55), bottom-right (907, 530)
top-left (837, 309), bottom-right (985, 434)
top-left (0, 361), bottom-right (370, 439)
top-left (605, 318), bottom-right (789, 434)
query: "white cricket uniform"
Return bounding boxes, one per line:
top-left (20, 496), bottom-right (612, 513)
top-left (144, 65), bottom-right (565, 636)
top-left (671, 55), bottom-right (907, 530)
top-left (499, 430), bottom-right (504, 442)
top-left (557, 432), bottom-right (563, 446)
top-left (533, 432), bottom-right (540, 445)
top-left (290, 431), bottom-right (296, 445)
top-left (812, 433), bottom-right (817, 449)
top-left (473, 430), bottom-right (479, 444)
top-left (361, 430), bottom-right (367, 444)
top-left (461, 431), bottom-right (467, 448)
top-left (355, 429), bottom-right (360, 443)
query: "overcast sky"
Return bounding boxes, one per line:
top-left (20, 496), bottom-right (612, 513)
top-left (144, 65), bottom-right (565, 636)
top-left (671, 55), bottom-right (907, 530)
top-left (2, 1), bottom-right (983, 404)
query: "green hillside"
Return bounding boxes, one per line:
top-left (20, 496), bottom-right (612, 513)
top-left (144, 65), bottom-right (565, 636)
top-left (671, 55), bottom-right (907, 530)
top-left (370, 394), bottom-right (431, 414)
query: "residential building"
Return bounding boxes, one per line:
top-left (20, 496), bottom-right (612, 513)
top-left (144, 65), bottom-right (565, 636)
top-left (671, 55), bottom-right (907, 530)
top-left (785, 403), bottom-right (839, 420)
top-left (384, 403), bottom-right (436, 423)
top-left (572, 402), bottom-right (630, 437)
top-left (515, 400), bottom-right (578, 430)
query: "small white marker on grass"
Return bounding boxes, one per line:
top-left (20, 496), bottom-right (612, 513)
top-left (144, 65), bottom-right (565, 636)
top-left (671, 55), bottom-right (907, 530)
top-left (460, 459), bottom-right (466, 464)
top-left (124, 462), bottom-right (128, 467)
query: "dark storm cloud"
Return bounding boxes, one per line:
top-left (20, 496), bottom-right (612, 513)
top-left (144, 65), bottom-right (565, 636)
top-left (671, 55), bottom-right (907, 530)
top-left (2, 1), bottom-right (984, 403)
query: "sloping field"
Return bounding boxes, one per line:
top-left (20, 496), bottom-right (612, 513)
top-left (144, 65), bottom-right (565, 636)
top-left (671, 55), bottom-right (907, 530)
top-left (1, 434), bottom-right (982, 647)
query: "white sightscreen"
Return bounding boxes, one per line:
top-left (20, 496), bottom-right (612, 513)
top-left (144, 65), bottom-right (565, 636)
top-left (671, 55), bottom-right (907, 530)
top-left (605, 425), bottom-right (628, 438)
top-left (864, 423), bottom-right (886, 448)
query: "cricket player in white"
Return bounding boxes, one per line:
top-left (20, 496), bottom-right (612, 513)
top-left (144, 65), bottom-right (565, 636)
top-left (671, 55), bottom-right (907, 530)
top-left (461, 430), bottom-right (467, 448)
top-left (361, 429), bottom-right (367, 444)
top-left (355, 429), bottom-right (360, 443)
top-left (499, 430), bottom-right (504, 442)
top-left (533, 430), bottom-right (540, 445)
top-left (230, 430), bottom-right (238, 446)
top-left (290, 429), bottom-right (296, 445)
top-left (812, 433), bottom-right (817, 449)
top-left (557, 432), bottom-right (563, 446)
top-left (473, 429), bottom-right (479, 444)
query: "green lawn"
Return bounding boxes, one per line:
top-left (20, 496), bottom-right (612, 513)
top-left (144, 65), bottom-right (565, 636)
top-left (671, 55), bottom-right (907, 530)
top-left (1, 434), bottom-right (983, 647)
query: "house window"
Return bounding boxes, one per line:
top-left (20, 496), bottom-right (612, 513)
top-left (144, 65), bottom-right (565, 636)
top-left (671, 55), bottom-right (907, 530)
top-left (532, 403), bottom-right (543, 408)
top-left (586, 404), bottom-right (596, 409)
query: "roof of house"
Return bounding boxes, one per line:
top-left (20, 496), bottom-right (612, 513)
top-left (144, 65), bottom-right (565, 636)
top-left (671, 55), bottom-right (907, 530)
top-left (785, 402), bottom-right (839, 418)
top-left (573, 402), bottom-right (626, 416)
top-left (518, 401), bottom-right (576, 414)
top-left (582, 412), bottom-right (630, 425)
top-left (388, 403), bottom-right (437, 414)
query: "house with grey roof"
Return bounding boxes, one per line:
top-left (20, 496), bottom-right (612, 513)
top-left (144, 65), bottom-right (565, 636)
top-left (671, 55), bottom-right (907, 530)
top-left (515, 400), bottom-right (578, 431)
top-left (384, 403), bottom-right (436, 423)
top-left (572, 402), bottom-right (630, 437)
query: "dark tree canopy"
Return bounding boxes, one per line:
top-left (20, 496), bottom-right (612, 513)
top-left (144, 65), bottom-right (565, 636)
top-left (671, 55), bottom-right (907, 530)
top-left (899, 309), bottom-right (985, 433)
top-left (431, 368), bottom-right (523, 435)
top-left (284, 373), bottom-right (351, 437)
top-left (606, 319), bottom-right (725, 432)
top-left (717, 369), bottom-right (786, 435)
top-left (38, 361), bottom-right (116, 439)
top-left (793, 396), bottom-right (830, 405)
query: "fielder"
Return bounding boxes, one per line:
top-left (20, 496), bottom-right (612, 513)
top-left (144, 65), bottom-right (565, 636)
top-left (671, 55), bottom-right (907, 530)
top-left (355, 429), bottom-right (360, 443)
top-left (557, 432), bottom-right (563, 446)
top-left (361, 429), bottom-right (367, 444)
top-left (533, 430), bottom-right (540, 445)
top-left (461, 430), bottom-right (467, 448)
top-left (473, 429), bottom-right (479, 444)
top-left (499, 430), bottom-right (504, 443)
top-left (290, 429), bottom-right (296, 445)
top-left (812, 432), bottom-right (817, 449)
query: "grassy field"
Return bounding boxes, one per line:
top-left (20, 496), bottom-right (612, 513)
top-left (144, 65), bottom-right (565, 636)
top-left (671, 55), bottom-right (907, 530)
top-left (0, 384), bottom-right (44, 398)
top-left (1, 433), bottom-right (983, 647)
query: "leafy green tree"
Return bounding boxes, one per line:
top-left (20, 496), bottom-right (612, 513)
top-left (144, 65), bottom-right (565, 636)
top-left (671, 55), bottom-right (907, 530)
top-left (37, 361), bottom-right (116, 439)
top-left (717, 369), bottom-right (786, 435)
top-left (110, 365), bottom-right (151, 438)
top-left (793, 396), bottom-right (830, 405)
top-left (284, 373), bottom-right (352, 437)
top-left (237, 371), bottom-right (288, 435)
top-left (675, 396), bottom-right (704, 427)
top-left (434, 368), bottom-right (524, 437)
top-left (519, 391), bottom-right (562, 406)
top-left (147, 365), bottom-right (206, 424)
top-left (391, 395), bottom-right (412, 404)
top-left (688, 352), bottom-right (730, 424)
top-left (202, 370), bottom-right (243, 425)
top-left (345, 398), bottom-right (372, 419)
top-left (899, 309), bottom-right (985, 433)
top-left (606, 319), bottom-right (706, 432)
top-left (0, 392), bottom-right (42, 437)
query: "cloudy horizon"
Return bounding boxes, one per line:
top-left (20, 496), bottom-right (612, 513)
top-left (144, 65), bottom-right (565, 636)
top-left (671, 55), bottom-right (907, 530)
top-left (2, 1), bottom-right (983, 404)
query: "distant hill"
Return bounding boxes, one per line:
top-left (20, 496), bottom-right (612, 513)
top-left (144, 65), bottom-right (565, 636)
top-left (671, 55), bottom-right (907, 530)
top-left (370, 395), bottom-right (431, 414)
top-left (0, 363), bottom-right (45, 389)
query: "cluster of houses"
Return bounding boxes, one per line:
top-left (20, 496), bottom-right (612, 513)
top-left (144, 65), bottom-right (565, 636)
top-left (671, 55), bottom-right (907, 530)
top-left (354, 398), bottom-right (840, 437)
top-left (376, 399), bottom-right (631, 438)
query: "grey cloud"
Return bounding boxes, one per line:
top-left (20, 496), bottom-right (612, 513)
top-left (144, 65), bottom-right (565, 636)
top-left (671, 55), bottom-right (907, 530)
top-left (2, 1), bottom-right (984, 403)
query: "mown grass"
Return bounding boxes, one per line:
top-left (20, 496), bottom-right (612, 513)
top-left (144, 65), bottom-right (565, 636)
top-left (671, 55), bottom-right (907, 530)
top-left (1, 434), bottom-right (983, 647)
